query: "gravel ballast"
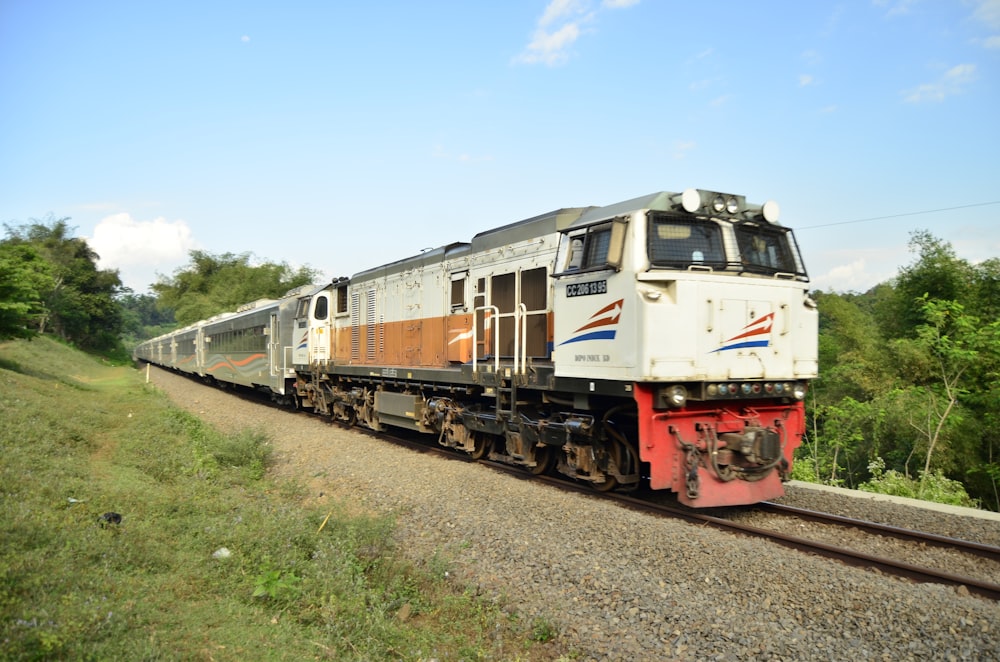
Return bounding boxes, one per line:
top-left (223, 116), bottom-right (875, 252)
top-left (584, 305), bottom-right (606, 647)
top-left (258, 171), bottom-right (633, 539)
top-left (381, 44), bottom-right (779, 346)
top-left (146, 367), bottom-right (1000, 661)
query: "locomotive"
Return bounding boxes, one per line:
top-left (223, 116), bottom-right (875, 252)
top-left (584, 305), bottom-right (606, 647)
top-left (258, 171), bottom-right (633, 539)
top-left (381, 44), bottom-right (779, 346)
top-left (134, 188), bottom-right (818, 507)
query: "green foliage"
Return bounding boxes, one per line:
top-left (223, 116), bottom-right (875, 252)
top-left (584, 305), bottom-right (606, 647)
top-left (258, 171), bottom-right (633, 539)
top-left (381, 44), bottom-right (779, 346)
top-left (859, 458), bottom-right (978, 508)
top-left (153, 250), bottom-right (318, 325)
top-left (0, 242), bottom-right (53, 340)
top-left (876, 230), bottom-right (974, 340)
top-left (800, 232), bottom-right (1000, 510)
top-left (0, 336), bottom-right (558, 660)
top-left (531, 617), bottom-right (558, 643)
top-left (252, 565), bottom-right (302, 602)
top-left (2, 216), bottom-right (124, 351)
top-left (117, 291), bottom-right (176, 345)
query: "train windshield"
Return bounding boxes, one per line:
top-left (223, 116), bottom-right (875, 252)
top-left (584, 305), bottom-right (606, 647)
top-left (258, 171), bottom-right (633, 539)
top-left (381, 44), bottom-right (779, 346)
top-left (647, 213), bottom-right (807, 279)
top-left (734, 222), bottom-right (800, 275)
top-left (647, 216), bottom-right (727, 269)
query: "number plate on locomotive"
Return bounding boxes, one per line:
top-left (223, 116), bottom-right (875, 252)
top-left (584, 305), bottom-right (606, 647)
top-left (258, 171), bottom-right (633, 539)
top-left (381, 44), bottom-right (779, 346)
top-left (566, 280), bottom-right (607, 297)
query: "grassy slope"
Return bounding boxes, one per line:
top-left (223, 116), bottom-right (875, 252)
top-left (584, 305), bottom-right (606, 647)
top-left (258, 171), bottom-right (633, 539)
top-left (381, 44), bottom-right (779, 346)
top-left (0, 337), bottom-right (561, 661)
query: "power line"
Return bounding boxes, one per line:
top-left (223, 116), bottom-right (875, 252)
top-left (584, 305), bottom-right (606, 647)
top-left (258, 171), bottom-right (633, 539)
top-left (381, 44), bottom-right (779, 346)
top-left (797, 200), bottom-right (1000, 230)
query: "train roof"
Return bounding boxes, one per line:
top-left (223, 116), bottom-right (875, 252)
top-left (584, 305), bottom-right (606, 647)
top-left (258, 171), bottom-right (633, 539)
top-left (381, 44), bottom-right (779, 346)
top-left (351, 206), bottom-right (592, 281)
top-left (570, 191), bottom-right (676, 227)
top-left (469, 206), bottom-right (592, 251)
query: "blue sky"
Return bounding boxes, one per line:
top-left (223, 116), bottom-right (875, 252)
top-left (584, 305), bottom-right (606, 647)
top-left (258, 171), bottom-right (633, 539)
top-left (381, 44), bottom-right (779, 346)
top-left (2, 0), bottom-right (998, 294)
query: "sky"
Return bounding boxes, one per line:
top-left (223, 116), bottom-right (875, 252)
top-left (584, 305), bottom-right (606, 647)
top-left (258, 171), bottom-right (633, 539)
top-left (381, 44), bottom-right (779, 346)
top-left (1, 0), bottom-right (998, 295)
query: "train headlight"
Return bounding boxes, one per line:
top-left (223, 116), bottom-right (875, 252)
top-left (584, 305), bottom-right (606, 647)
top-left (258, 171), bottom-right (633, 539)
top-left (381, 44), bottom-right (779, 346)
top-left (681, 188), bottom-right (701, 213)
top-left (762, 200), bottom-right (780, 223)
top-left (664, 385), bottom-right (688, 408)
top-left (712, 195), bottom-right (726, 213)
top-left (792, 382), bottom-right (807, 400)
top-left (726, 196), bottom-right (739, 214)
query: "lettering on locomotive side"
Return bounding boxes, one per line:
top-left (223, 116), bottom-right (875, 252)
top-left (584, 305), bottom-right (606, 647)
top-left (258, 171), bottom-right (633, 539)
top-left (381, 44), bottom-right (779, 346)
top-left (566, 280), bottom-right (608, 297)
top-left (574, 354), bottom-right (611, 362)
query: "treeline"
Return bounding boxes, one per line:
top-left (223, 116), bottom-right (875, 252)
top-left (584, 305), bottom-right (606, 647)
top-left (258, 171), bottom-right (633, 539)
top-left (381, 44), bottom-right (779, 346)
top-left (804, 231), bottom-right (1000, 510)
top-left (0, 216), bottom-right (316, 359)
top-left (2, 218), bottom-right (998, 508)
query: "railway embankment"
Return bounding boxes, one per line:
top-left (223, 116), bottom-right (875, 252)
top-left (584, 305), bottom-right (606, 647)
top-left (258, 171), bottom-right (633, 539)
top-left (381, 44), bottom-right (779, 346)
top-left (149, 365), bottom-right (1000, 661)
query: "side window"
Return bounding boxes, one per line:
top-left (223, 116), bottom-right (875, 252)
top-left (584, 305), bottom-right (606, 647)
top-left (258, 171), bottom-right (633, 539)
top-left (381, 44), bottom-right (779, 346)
top-left (560, 217), bottom-right (627, 274)
top-left (296, 297), bottom-right (309, 328)
top-left (567, 224), bottom-right (610, 270)
top-left (336, 286), bottom-right (348, 314)
top-left (450, 273), bottom-right (467, 312)
top-left (314, 295), bottom-right (329, 321)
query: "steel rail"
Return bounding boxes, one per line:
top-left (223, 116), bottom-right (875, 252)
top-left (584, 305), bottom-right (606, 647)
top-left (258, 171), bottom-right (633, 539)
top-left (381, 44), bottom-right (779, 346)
top-left (757, 501), bottom-right (1000, 561)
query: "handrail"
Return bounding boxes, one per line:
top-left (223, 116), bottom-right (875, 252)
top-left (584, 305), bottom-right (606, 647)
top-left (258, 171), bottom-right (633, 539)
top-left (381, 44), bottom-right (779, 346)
top-left (472, 304), bottom-right (500, 374)
top-left (472, 303), bottom-right (529, 377)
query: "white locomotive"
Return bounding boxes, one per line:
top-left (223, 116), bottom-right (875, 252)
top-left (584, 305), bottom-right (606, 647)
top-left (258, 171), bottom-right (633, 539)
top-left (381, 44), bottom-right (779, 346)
top-left (135, 188), bottom-right (817, 507)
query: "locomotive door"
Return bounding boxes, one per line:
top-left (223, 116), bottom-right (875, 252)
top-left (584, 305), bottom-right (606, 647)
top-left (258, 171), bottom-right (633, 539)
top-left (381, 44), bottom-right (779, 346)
top-left (447, 271), bottom-right (473, 364)
top-left (305, 291), bottom-right (332, 365)
top-left (476, 267), bottom-right (549, 374)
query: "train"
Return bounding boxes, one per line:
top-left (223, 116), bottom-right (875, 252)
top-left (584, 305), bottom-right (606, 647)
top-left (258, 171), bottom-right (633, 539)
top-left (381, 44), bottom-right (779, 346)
top-left (134, 188), bottom-right (818, 507)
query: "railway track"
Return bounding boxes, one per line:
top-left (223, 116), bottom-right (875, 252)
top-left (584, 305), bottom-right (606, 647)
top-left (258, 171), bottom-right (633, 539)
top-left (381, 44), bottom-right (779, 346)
top-left (480, 461), bottom-right (1000, 602)
top-left (168, 372), bottom-right (1000, 602)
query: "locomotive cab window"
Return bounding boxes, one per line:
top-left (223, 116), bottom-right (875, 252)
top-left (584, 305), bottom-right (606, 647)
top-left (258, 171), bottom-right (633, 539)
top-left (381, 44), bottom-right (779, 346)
top-left (647, 215), bottom-right (726, 269)
top-left (734, 223), bottom-right (798, 275)
top-left (313, 295), bottom-right (329, 321)
top-left (554, 217), bottom-right (627, 276)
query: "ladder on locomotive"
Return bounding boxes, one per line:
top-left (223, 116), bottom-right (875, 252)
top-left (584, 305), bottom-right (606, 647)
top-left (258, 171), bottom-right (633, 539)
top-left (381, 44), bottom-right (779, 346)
top-left (473, 302), bottom-right (528, 423)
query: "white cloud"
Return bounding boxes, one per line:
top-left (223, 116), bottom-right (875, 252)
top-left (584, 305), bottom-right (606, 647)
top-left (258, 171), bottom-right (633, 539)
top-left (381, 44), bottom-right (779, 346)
top-left (539, 0), bottom-right (584, 27)
top-left (972, 0), bottom-right (1000, 29)
top-left (971, 0), bottom-right (1000, 48)
top-left (799, 74), bottom-right (815, 87)
top-left (810, 256), bottom-right (896, 293)
top-left (514, 22), bottom-right (585, 66)
top-left (88, 213), bottom-right (198, 291)
top-left (513, 0), bottom-right (639, 66)
top-left (903, 63), bottom-right (977, 103)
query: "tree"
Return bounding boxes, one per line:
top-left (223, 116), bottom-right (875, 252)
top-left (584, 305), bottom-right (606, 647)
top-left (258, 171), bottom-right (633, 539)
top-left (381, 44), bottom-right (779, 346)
top-left (3, 216), bottom-right (125, 349)
top-left (0, 243), bottom-right (53, 340)
top-left (812, 291), bottom-right (894, 402)
top-left (890, 296), bottom-right (1000, 495)
top-left (118, 290), bottom-right (176, 343)
top-left (876, 230), bottom-right (973, 340)
top-left (153, 250), bottom-right (318, 326)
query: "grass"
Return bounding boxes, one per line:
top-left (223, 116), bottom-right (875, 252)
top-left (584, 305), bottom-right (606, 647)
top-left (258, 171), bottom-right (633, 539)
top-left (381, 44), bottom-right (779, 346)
top-left (0, 337), bottom-right (567, 660)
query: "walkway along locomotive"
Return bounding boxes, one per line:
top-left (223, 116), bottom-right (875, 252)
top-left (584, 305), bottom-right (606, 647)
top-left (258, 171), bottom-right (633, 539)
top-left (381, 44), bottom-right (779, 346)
top-left (134, 188), bottom-right (818, 507)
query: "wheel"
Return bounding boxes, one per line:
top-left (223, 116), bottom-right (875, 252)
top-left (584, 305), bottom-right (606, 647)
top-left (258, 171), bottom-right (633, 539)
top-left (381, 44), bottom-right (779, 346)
top-left (469, 432), bottom-right (491, 460)
top-left (528, 444), bottom-right (553, 475)
top-left (590, 438), bottom-right (636, 492)
top-left (591, 474), bottom-right (619, 492)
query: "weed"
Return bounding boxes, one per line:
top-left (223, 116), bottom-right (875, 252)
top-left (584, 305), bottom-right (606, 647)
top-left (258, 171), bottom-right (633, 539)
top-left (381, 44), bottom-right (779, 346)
top-left (252, 565), bottom-right (302, 602)
top-left (531, 617), bottom-right (558, 643)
